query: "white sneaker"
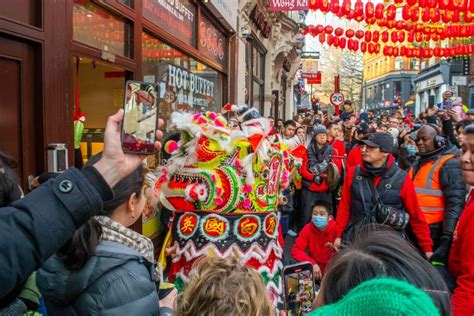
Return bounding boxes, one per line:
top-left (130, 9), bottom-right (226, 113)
top-left (287, 229), bottom-right (298, 237)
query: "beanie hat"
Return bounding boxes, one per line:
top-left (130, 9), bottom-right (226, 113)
top-left (310, 278), bottom-right (440, 316)
top-left (314, 124), bottom-right (327, 136)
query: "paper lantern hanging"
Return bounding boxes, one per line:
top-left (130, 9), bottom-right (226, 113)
top-left (453, 10), bottom-right (460, 22)
top-left (428, 0), bottom-right (437, 7)
top-left (330, 0), bottom-right (340, 14)
top-left (431, 8), bottom-right (440, 23)
top-left (419, 0), bottom-right (428, 7)
top-left (356, 30), bottom-right (365, 39)
top-left (345, 29), bottom-right (355, 38)
top-left (341, 0), bottom-right (351, 16)
top-left (379, 18), bottom-right (388, 27)
top-left (335, 27), bottom-right (344, 36)
top-left (408, 31), bottom-right (415, 42)
top-left (391, 31), bottom-right (398, 42)
top-left (353, 40), bottom-right (359, 51)
top-left (320, 0), bottom-right (329, 12)
top-left (465, 12), bottom-right (473, 23)
top-left (368, 42), bottom-right (375, 54)
top-left (328, 35), bottom-right (336, 45)
top-left (395, 21), bottom-right (404, 30)
top-left (365, 30), bottom-right (372, 42)
top-left (375, 3), bottom-right (384, 19)
top-left (325, 25), bottom-right (334, 34)
top-left (365, 2), bottom-right (375, 19)
top-left (339, 37), bottom-right (347, 48)
top-left (386, 4), bottom-right (397, 20)
top-left (316, 25), bottom-right (325, 34)
top-left (375, 43), bottom-right (381, 53)
top-left (382, 30), bottom-right (389, 42)
top-left (319, 33), bottom-right (326, 43)
top-left (407, 0), bottom-right (417, 5)
top-left (354, 0), bottom-right (364, 17)
top-left (402, 6), bottom-right (411, 20)
top-left (399, 31), bottom-right (405, 42)
top-left (372, 30), bottom-right (380, 42)
top-left (442, 12), bottom-right (451, 23)
top-left (411, 7), bottom-right (420, 22)
top-left (422, 8), bottom-right (430, 22)
top-left (361, 41), bottom-right (367, 53)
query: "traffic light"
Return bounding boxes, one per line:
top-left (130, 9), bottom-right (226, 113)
top-left (311, 98), bottom-right (318, 111)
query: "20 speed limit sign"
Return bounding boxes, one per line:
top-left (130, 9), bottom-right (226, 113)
top-left (330, 92), bottom-right (345, 106)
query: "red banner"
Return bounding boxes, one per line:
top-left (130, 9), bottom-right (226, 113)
top-left (270, 0), bottom-right (308, 11)
top-left (307, 77), bottom-right (321, 84)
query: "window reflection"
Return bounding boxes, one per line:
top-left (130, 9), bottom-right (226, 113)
top-left (73, 0), bottom-right (130, 56)
top-left (142, 32), bottom-right (224, 131)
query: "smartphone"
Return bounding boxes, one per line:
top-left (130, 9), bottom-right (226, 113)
top-left (283, 262), bottom-right (315, 316)
top-left (121, 80), bottom-right (159, 154)
top-left (443, 99), bottom-right (453, 111)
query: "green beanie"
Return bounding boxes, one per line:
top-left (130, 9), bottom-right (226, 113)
top-left (310, 278), bottom-right (440, 316)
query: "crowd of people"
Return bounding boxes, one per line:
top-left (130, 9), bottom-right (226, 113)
top-left (0, 99), bottom-right (474, 315)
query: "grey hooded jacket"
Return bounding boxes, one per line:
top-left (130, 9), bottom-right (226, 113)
top-left (37, 240), bottom-right (159, 315)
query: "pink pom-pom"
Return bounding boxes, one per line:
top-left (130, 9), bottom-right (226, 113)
top-left (243, 198), bottom-right (251, 208)
top-left (208, 112), bottom-right (217, 120)
top-left (164, 140), bottom-right (179, 155)
top-left (214, 197), bottom-right (224, 206)
top-left (198, 117), bottom-right (207, 124)
top-left (243, 184), bottom-right (252, 193)
top-left (193, 113), bottom-right (200, 120)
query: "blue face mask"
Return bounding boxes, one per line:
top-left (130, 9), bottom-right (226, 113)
top-left (312, 215), bottom-right (328, 229)
top-left (406, 144), bottom-right (417, 156)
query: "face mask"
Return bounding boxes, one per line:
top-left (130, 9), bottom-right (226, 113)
top-left (312, 215), bottom-right (328, 229)
top-left (406, 144), bottom-right (417, 156)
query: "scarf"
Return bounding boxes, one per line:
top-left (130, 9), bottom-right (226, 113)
top-left (307, 141), bottom-right (331, 172)
top-left (363, 160), bottom-right (388, 178)
top-left (94, 216), bottom-right (155, 264)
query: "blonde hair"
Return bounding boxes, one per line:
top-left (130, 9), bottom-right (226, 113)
top-left (175, 255), bottom-right (273, 316)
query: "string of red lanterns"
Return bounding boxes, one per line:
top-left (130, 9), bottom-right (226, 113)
top-left (309, 0), bottom-right (474, 24)
top-left (303, 24), bottom-right (474, 42)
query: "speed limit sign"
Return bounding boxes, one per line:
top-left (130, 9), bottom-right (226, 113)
top-left (330, 92), bottom-right (345, 106)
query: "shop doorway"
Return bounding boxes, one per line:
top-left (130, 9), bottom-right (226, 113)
top-left (0, 35), bottom-right (40, 188)
top-left (73, 57), bottom-right (128, 165)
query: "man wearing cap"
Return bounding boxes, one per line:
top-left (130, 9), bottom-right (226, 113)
top-left (334, 133), bottom-right (433, 258)
top-left (299, 125), bottom-right (343, 232)
top-left (409, 125), bottom-right (465, 265)
top-left (345, 124), bottom-right (375, 169)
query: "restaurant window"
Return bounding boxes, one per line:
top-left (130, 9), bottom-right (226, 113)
top-left (395, 57), bottom-right (404, 70)
top-left (142, 32), bottom-right (224, 131)
top-left (118, 0), bottom-right (134, 8)
top-left (248, 40), bottom-right (266, 112)
top-left (410, 58), bottom-right (419, 71)
top-left (73, 0), bottom-right (131, 57)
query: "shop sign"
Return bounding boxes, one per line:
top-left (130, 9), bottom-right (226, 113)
top-left (198, 13), bottom-right (227, 68)
top-left (143, 0), bottom-right (196, 47)
top-left (301, 72), bottom-right (321, 79)
top-left (452, 76), bottom-right (468, 86)
top-left (203, 0), bottom-right (237, 32)
top-left (158, 62), bottom-right (216, 111)
top-left (249, 5), bottom-right (271, 39)
top-left (415, 74), bottom-right (444, 92)
top-left (270, 0), bottom-right (308, 11)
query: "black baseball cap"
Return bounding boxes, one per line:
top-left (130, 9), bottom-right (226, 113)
top-left (362, 132), bottom-right (394, 153)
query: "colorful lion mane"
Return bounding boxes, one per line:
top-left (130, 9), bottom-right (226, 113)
top-left (155, 104), bottom-right (295, 307)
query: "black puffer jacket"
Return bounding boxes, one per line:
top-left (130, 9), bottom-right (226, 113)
top-left (411, 143), bottom-right (466, 263)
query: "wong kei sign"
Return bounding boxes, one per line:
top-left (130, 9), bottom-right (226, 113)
top-left (269, 0), bottom-right (308, 11)
top-left (158, 62), bottom-right (217, 112)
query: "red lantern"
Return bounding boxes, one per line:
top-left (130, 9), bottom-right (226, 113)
top-left (354, 0), bottom-right (364, 17)
top-left (395, 21), bottom-right (404, 30)
top-left (341, 0), bottom-right (351, 15)
top-left (408, 31), bottom-right (415, 42)
top-left (428, 0), bottom-right (437, 7)
top-left (382, 30), bottom-right (389, 42)
top-left (411, 7), bottom-right (420, 22)
top-left (328, 35), bottom-right (336, 45)
top-left (401, 46), bottom-right (407, 56)
top-left (339, 37), bottom-right (347, 48)
top-left (330, 0), bottom-right (340, 14)
top-left (402, 6), bottom-right (411, 20)
top-left (416, 33), bottom-right (423, 42)
top-left (333, 36), bottom-right (340, 47)
top-left (309, 0), bottom-right (319, 9)
top-left (365, 30), bottom-right (372, 42)
top-left (422, 8), bottom-right (430, 22)
top-left (393, 47), bottom-right (399, 56)
top-left (345, 29), bottom-right (355, 38)
top-left (373, 30), bottom-right (380, 42)
top-left (465, 12), bottom-right (473, 23)
top-left (470, 0), bottom-right (474, 12)
top-left (383, 46), bottom-right (390, 56)
top-left (368, 42), bottom-right (375, 54)
top-left (442, 12), bottom-right (451, 23)
top-left (452, 10), bottom-right (460, 22)
top-left (348, 9), bottom-right (356, 20)
top-left (375, 43), bottom-right (381, 53)
top-left (335, 27), bottom-right (344, 36)
top-left (395, 0), bottom-right (403, 3)
top-left (439, 0), bottom-right (450, 9)
top-left (361, 42), bottom-right (367, 53)
top-left (375, 3), bottom-right (384, 19)
top-left (348, 39), bottom-right (354, 50)
top-left (316, 25), bottom-right (325, 34)
top-left (320, 0), bottom-right (329, 12)
top-left (325, 25), bottom-right (334, 34)
top-left (422, 26), bottom-right (431, 35)
top-left (356, 30), bottom-right (365, 39)
top-left (399, 31), bottom-right (406, 42)
top-left (319, 34), bottom-right (326, 43)
top-left (391, 31), bottom-right (398, 43)
top-left (406, 22), bottom-right (414, 31)
top-left (365, 2), bottom-right (375, 18)
top-left (386, 5), bottom-right (396, 20)
top-left (431, 8), bottom-right (440, 23)
top-left (407, 0), bottom-right (417, 5)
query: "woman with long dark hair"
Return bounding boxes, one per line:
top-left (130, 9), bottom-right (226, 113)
top-left (37, 154), bottom-right (164, 314)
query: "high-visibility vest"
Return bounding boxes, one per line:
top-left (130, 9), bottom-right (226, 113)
top-left (409, 154), bottom-right (456, 224)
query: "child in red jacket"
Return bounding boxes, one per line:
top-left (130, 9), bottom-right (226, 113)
top-left (291, 200), bottom-right (337, 281)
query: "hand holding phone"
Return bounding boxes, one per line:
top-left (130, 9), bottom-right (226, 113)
top-left (283, 262), bottom-right (315, 315)
top-left (122, 81), bottom-right (160, 154)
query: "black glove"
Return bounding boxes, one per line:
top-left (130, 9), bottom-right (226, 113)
top-left (430, 238), bottom-right (451, 265)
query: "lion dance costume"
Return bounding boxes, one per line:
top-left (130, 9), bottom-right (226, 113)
top-left (155, 104), bottom-right (296, 307)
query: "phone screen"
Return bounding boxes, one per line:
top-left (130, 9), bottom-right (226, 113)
top-left (283, 263), bottom-right (315, 316)
top-left (122, 81), bottom-right (159, 154)
top-left (444, 100), bottom-right (453, 111)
